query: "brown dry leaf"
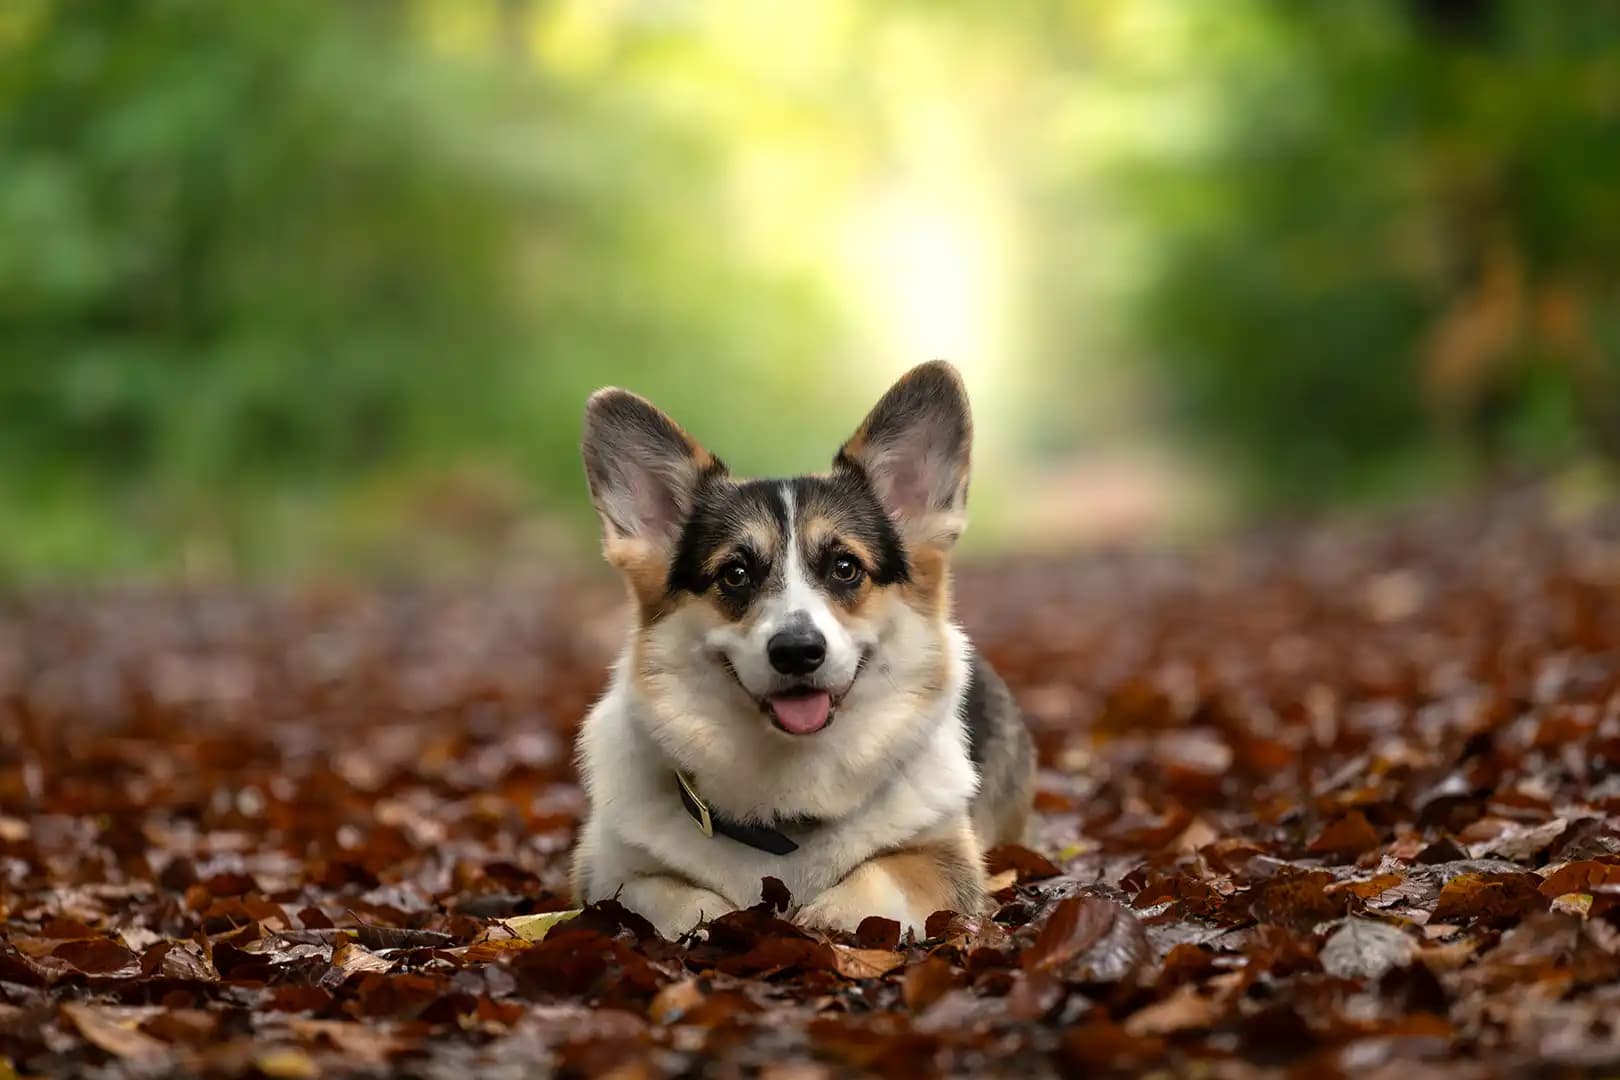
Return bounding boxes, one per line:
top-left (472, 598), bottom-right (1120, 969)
top-left (1328, 872), bottom-right (1407, 901)
top-left (1006, 970), bottom-right (1064, 1021)
top-left (158, 940), bottom-right (218, 981)
top-left (832, 945), bottom-right (905, 980)
top-left (12, 487), bottom-right (1620, 1075)
top-left (1538, 860), bottom-right (1620, 898)
top-left (1469, 818), bottom-right (1568, 861)
top-left (1419, 936), bottom-right (1481, 972)
top-left (289, 1019), bottom-right (412, 1064)
top-left (902, 956), bottom-right (956, 1013)
top-left (1433, 873), bottom-right (1545, 923)
top-left (984, 844), bottom-right (1062, 882)
top-left (61, 1004), bottom-right (168, 1062)
top-left (324, 940), bottom-right (394, 986)
top-left (1309, 811), bottom-right (1381, 859)
top-left (1062, 1017), bottom-right (1166, 1071)
top-left (1247, 869), bottom-right (1347, 928)
top-left (51, 938), bottom-right (140, 976)
top-left (854, 917), bottom-right (901, 950)
top-left (648, 978), bottom-right (705, 1024)
top-left (1124, 984), bottom-right (1228, 1037)
top-left (1024, 896), bottom-right (1148, 984)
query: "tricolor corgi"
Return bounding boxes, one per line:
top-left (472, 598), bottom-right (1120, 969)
top-left (570, 361), bottom-right (1034, 938)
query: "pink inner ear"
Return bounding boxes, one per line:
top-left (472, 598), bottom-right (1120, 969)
top-left (628, 469), bottom-right (684, 542)
top-left (878, 457), bottom-right (931, 518)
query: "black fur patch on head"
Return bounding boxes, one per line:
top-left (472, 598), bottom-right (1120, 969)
top-left (665, 471), bottom-right (910, 609)
top-left (667, 478), bottom-right (790, 612)
top-left (790, 472), bottom-right (909, 586)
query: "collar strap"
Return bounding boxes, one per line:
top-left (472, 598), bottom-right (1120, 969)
top-left (675, 771), bottom-right (800, 856)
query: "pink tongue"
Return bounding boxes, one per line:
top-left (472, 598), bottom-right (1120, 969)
top-left (769, 690), bottom-right (832, 734)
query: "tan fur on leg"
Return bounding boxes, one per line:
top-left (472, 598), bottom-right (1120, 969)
top-left (796, 821), bottom-right (985, 937)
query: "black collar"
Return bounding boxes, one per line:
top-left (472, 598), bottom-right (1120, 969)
top-left (675, 771), bottom-right (804, 856)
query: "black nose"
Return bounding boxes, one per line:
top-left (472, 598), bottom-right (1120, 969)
top-left (768, 627), bottom-right (826, 675)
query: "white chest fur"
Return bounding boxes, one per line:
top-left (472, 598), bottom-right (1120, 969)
top-left (575, 653), bottom-right (980, 910)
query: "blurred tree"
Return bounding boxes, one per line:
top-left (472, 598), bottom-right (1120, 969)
top-left (0, 0), bottom-right (843, 577)
top-left (1087, 0), bottom-right (1620, 507)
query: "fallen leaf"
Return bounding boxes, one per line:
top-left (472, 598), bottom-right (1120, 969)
top-left (984, 844), bottom-right (1062, 882)
top-left (61, 1004), bottom-right (168, 1062)
top-left (1468, 818), bottom-right (1568, 861)
top-left (1433, 873), bottom-right (1545, 923)
top-left (323, 941), bottom-right (394, 987)
top-left (289, 1019), bottom-right (412, 1064)
top-left (1320, 917), bottom-right (1417, 980)
top-left (1309, 811), bottom-right (1381, 859)
top-left (254, 1048), bottom-right (321, 1080)
top-left (1124, 984), bottom-right (1228, 1036)
top-left (902, 956), bottom-right (956, 1013)
top-left (854, 917), bottom-right (901, 951)
top-left (1024, 896), bottom-right (1148, 984)
top-left (832, 945), bottom-right (905, 980)
top-left (51, 939), bottom-right (139, 976)
top-left (499, 909), bottom-right (582, 941)
top-left (1538, 860), bottom-right (1620, 898)
top-left (648, 978), bottom-right (704, 1024)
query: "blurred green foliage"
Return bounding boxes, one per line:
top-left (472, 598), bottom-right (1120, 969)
top-left (3, 0), bottom-right (1618, 580)
top-left (1103, 0), bottom-right (1620, 506)
top-left (0, 0), bottom-right (846, 578)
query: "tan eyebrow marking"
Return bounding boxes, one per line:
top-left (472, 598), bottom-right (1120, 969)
top-left (700, 518), bottom-right (779, 576)
top-left (800, 515), bottom-right (877, 569)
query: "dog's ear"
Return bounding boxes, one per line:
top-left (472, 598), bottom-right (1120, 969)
top-left (582, 389), bottom-right (722, 560)
top-left (836, 360), bottom-right (971, 547)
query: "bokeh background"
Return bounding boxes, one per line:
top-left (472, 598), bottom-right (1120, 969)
top-left (4, 0), bottom-right (1619, 582)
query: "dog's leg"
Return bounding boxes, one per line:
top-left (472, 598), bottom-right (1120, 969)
top-left (617, 875), bottom-right (736, 939)
top-left (796, 825), bottom-right (985, 938)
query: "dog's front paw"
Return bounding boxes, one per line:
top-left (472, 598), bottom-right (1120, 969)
top-left (617, 876), bottom-right (736, 939)
top-left (796, 863), bottom-right (926, 938)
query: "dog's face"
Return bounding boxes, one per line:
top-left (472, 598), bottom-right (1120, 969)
top-left (581, 362), bottom-right (972, 801)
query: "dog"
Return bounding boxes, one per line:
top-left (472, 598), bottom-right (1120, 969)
top-left (569, 361), bottom-right (1035, 938)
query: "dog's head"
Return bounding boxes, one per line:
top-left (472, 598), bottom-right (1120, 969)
top-left (581, 362), bottom-right (972, 808)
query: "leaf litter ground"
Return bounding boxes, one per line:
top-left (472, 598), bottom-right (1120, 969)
top-left (4, 489), bottom-right (1620, 1077)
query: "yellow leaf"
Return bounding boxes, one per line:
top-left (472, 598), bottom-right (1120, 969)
top-left (499, 909), bottom-right (582, 941)
top-left (255, 1047), bottom-right (320, 1080)
top-left (1550, 892), bottom-right (1593, 918)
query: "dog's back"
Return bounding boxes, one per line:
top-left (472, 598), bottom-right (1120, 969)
top-left (962, 652), bottom-right (1037, 847)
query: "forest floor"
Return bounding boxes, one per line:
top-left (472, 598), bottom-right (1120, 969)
top-left (4, 488), bottom-right (1620, 1077)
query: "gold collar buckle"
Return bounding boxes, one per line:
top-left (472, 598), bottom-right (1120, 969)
top-left (676, 770), bottom-right (714, 837)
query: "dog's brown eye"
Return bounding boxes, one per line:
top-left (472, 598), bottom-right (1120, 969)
top-left (719, 563), bottom-right (750, 590)
top-left (830, 555), bottom-right (862, 584)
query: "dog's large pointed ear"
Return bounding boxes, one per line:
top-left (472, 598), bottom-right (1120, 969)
top-left (835, 361), bottom-right (972, 546)
top-left (581, 389), bottom-right (722, 561)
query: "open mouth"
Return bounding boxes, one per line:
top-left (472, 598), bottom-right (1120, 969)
top-left (720, 653), bottom-right (869, 736)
